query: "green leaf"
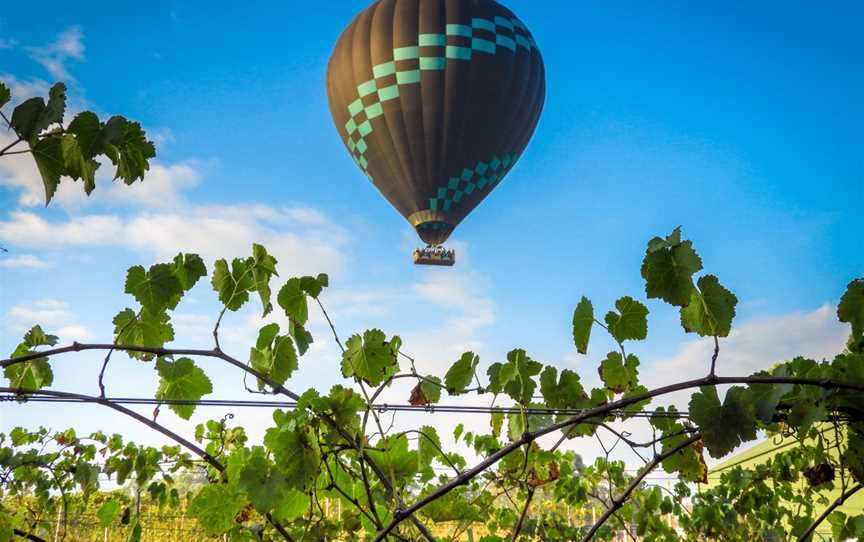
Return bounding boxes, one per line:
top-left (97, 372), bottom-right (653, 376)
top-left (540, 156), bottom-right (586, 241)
top-left (31, 135), bottom-right (64, 204)
top-left (187, 485), bottom-right (246, 535)
top-left (417, 376), bottom-right (442, 404)
top-left (67, 111), bottom-right (103, 159)
top-left (33, 82), bottom-right (66, 137)
top-left (155, 357), bottom-right (213, 419)
top-left (366, 434), bottom-right (418, 482)
top-left (839, 279), bottom-right (864, 342)
top-left (23, 325), bottom-right (59, 347)
top-left (237, 448), bottom-right (287, 513)
top-left (598, 352), bottom-right (639, 394)
top-left (540, 366), bottom-right (588, 409)
top-left (249, 324), bottom-right (298, 390)
top-left (59, 133), bottom-right (99, 194)
top-left (0, 82), bottom-right (9, 108)
top-left (340, 329), bottom-right (401, 386)
top-left (846, 431), bottom-right (864, 485)
top-left (277, 278), bottom-right (308, 325)
top-left (444, 352), bottom-right (479, 394)
top-left (680, 275), bottom-right (738, 337)
top-left (689, 386), bottom-right (757, 458)
top-left (749, 367), bottom-right (793, 423)
top-left (316, 385), bottom-right (364, 437)
top-left (113, 308), bottom-right (174, 360)
top-left (125, 263), bottom-right (183, 313)
top-left (273, 489), bottom-right (310, 523)
top-left (4, 357), bottom-right (53, 390)
top-left (10, 97), bottom-right (45, 141)
top-left (212, 258), bottom-right (254, 311)
top-left (417, 425), bottom-right (442, 470)
top-left (641, 228), bottom-right (703, 307)
top-left (171, 253), bottom-right (206, 293)
top-left (500, 349), bottom-right (543, 405)
top-left (604, 296), bottom-right (649, 343)
top-left (264, 418), bottom-right (321, 490)
top-left (572, 297), bottom-right (594, 354)
top-left (101, 117), bottom-right (155, 184)
top-left (251, 244), bottom-right (278, 316)
top-left (289, 321), bottom-right (314, 356)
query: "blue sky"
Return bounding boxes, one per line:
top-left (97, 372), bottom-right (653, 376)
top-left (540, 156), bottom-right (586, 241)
top-left (1, 1), bottom-right (862, 460)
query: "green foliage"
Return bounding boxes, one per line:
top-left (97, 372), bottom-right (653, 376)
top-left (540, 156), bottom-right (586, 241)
top-left (604, 296), bottom-right (649, 343)
top-left (4, 211), bottom-right (864, 542)
top-left (154, 357), bottom-right (213, 419)
top-left (4, 326), bottom-right (58, 391)
top-left (249, 323), bottom-right (298, 390)
top-left (1, 82), bottom-right (155, 204)
top-left (680, 275), bottom-right (738, 337)
top-left (444, 352), bottom-right (479, 394)
top-left (598, 351), bottom-right (639, 394)
top-left (690, 386), bottom-right (757, 458)
top-left (839, 279), bottom-right (864, 344)
top-left (263, 410), bottom-right (321, 490)
top-left (572, 296), bottom-right (594, 354)
top-left (340, 329), bottom-right (401, 386)
top-left (187, 484), bottom-right (246, 535)
top-left (641, 227), bottom-right (703, 307)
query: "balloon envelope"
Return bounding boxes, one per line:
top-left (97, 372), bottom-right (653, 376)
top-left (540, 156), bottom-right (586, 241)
top-left (327, 0), bottom-right (545, 245)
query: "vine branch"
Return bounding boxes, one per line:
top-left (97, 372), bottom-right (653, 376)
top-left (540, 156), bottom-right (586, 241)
top-left (579, 433), bottom-right (702, 541)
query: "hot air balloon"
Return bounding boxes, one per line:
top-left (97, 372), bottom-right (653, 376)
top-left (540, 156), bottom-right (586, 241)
top-left (326, 0), bottom-right (545, 266)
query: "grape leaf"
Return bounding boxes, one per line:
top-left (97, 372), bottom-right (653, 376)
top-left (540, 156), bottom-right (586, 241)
top-left (680, 275), bottom-right (738, 337)
top-left (572, 296), bottom-right (594, 354)
top-left (237, 448), bottom-right (287, 513)
top-left (125, 263), bottom-right (182, 313)
top-left (839, 279), bottom-right (864, 341)
top-left (4, 357), bottom-right (53, 390)
top-left (540, 366), bottom-right (588, 409)
top-left (4, 326), bottom-right (58, 390)
top-left (689, 386), bottom-right (757, 458)
top-left (409, 376), bottom-right (442, 405)
top-left (444, 352), bottom-right (479, 394)
top-left (598, 352), bottom-right (639, 394)
top-left (249, 324), bottom-right (298, 390)
top-left (67, 111), bottom-right (103, 159)
top-left (273, 489), bottom-right (309, 523)
top-left (113, 308), bottom-right (174, 360)
top-left (641, 228), bottom-right (703, 307)
top-left (251, 244), bottom-right (278, 316)
top-left (846, 430), bottom-right (864, 485)
top-left (212, 258), bottom-right (254, 311)
top-left (0, 82), bottom-right (9, 108)
top-left (171, 253), bottom-right (206, 294)
top-left (500, 349), bottom-right (543, 405)
top-left (604, 296), bottom-right (649, 343)
top-left (417, 425), bottom-right (442, 471)
top-left (187, 485), bottom-right (246, 535)
top-left (96, 500), bottom-right (120, 527)
top-left (31, 135), bottom-right (64, 204)
top-left (264, 421), bottom-right (321, 490)
top-left (10, 97), bottom-right (45, 141)
top-left (278, 278), bottom-right (309, 325)
top-left (101, 117), bottom-right (155, 184)
top-left (59, 133), bottom-right (99, 193)
top-left (340, 329), bottom-right (400, 386)
top-left (155, 357), bottom-right (213, 419)
top-left (33, 82), bottom-right (66, 137)
top-left (289, 321), bottom-right (314, 356)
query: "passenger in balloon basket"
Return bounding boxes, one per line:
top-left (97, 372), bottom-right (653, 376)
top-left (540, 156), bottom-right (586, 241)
top-left (413, 246), bottom-right (455, 267)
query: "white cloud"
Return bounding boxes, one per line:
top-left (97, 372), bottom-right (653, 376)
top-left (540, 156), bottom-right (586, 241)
top-left (0, 203), bottom-right (349, 278)
top-left (0, 254), bottom-right (50, 269)
top-left (5, 299), bottom-right (92, 342)
top-left (643, 304), bottom-right (849, 408)
top-left (25, 26), bottom-right (85, 81)
top-left (0, 39), bottom-right (17, 50)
